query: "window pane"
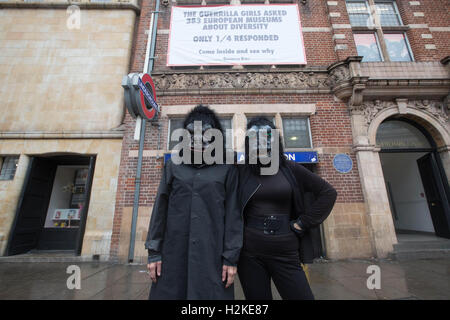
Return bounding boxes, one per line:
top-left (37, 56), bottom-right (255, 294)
top-left (354, 33), bottom-right (382, 62)
top-left (384, 33), bottom-right (413, 61)
top-left (347, 1), bottom-right (371, 27)
top-left (375, 2), bottom-right (401, 26)
top-left (168, 118), bottom-right (185, 150)
top-left (347, 1), bottom-right (368, 13)
top-left (282, 118), bottom-right (311, 149)
top-left (376, 120), bottom-right (431, 149)
top-left (0, 156), bottom-right (19, 180)
top-left (247, 117), bottom-right (275, 125)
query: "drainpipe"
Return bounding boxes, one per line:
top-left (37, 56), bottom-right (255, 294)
top-left (128, 0), bottom-right (161, 263)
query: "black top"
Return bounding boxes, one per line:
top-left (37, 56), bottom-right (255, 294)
top-left (243, 169), bottom-right (299, 256)
top-left (238, 161), bottom-right (338, 262)
top-left (246, 169), bottom-right (292, 215)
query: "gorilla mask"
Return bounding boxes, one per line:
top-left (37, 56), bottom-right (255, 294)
top-left (171, 105), bottom-right (225, 166)
top-left (186, 121), bottom-right (214, 151)
top-left (245, 117), bottom-right (282, 175)
top-left (247, 124), bottom-right (274, 160)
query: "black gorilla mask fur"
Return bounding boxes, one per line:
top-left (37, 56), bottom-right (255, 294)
top-left (183, 105), bottom-right (224, 166)
top-left (245, 117), bottom-right (285, 175)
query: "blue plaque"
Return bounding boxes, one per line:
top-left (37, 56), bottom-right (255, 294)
top-left (333, 154), bottom-right (353, 173)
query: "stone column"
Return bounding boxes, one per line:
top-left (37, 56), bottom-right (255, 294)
top-left (353, 145), bottom-right (397, 258)
top-left (438, 94), bottom-right (450, 186)
top-left (351, 114), bottom-right (397, 258)
top-left (233, 113), bottom-right (247, 153)
top-left (274, 113), bottom-right (283, 139)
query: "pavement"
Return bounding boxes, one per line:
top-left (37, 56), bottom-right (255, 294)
top-left (0, 258), bottom-right (448, 300)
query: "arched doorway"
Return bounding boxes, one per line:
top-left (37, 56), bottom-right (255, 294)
top-left (377, 119), bottom-right (450, 240)
top-left (6, 153), bottom-right (96, 256)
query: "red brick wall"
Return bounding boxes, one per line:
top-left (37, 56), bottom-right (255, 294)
top-left (111, 111), bottom-right (163, 258)
top-left (136, 0), bottom-right (450, 69)
top-left (154, 94), bottom-right (363, 204)
top-left (299, 0), bottom-right (340, 65)
top-left (130, 0), bottom-right (157, 73)
top-left (396, 0), bottom-right (436, 61)
top-left (110, 0), bottom-right (449, 258)
top-left (324, 0), bottom-right (359, 60)
top-left (391, 0), bottom-right (450, 61)
top-left (423, 0), bottom-right (450, 60)
top-left (110, 93), bottom-right (365, 257)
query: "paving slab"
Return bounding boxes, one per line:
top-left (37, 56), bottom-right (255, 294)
top-left (0, 259), bottom-right (448, 300)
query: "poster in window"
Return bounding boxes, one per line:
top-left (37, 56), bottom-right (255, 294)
top-left (74, 168), bottom-right (89, 185)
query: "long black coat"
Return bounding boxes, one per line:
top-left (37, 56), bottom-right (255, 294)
top-left (237, 160), bottom-right (337, 263)
top-left (145, 159), bottom-right (242, 299)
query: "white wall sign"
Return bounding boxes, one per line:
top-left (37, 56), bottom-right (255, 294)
top-left (167, 4), bottom-right (307, 66)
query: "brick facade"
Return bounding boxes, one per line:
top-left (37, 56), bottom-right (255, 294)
top-left (111, 0), bottom-right (450, 262)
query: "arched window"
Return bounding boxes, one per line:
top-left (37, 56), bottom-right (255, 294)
top-left (376, 120), bottom-right (432, 149)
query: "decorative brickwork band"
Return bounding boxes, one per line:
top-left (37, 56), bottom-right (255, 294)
top-left (151, 65), bottom-right (354, 95)
top-left (152, 71), bottom-right (330, 93)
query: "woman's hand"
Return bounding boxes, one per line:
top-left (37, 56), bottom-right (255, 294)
top-left (222, 265), bottom-right (237, 288)
top-left (290, 220), bottom-right (305, 236)
top-left (148, 261), bottom-right (162, 283)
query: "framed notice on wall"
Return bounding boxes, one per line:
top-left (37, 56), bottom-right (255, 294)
top-left (167, 4), bottom-right (306, 66)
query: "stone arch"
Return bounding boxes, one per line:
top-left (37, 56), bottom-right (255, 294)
top-left (368, 104), bottom-right (450, 149)
top-left (365, 101), bottom-right (450, 242)
top-left (350, 99), bottom-right (450, 258)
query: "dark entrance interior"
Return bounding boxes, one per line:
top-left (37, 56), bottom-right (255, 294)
top-left (377, 119), bottom-right (450, 239)
top-left (6, 154), bottom-right (96, 256)
top-left (304, 163), bottom-right (325, 260)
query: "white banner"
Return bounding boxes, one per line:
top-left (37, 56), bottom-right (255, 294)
top-left (167, 4), bottom-right (306, 66)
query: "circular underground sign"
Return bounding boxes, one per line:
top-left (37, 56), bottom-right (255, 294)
top-left (122, 73), bottom-right (159, 121)
top-left (136, 73), bottom-right (158, 121)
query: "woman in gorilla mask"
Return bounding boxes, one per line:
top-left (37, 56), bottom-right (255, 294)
top-left (237, 116), bottom-right (337, 300)
top-left (145, 105), bottom-right (242, 300)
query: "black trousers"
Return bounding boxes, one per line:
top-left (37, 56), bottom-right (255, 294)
top-left (238, 252), bottom-right (315, 300)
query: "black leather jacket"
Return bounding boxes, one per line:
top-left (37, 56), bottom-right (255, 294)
top-left (237, 160), bottom-right (337, 263)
